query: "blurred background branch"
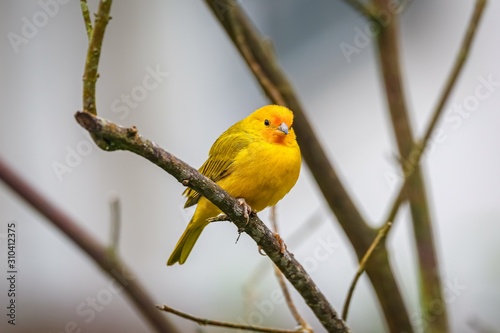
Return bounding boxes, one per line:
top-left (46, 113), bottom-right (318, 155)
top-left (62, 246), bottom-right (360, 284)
top-left (107, 194), bottom-right (121, 257)
top-left (373, 0), bottom-right (449, 329)
top-left (371, 0), bottom-right (486, 331)
top-left (0, 158), bottom-right (179, 333)
top-left (270, 206), bottom-right (313, 332)
top-left (157, 304), bottom-right (303, 333)
top-left (343, 0), bottom-right (488, 308)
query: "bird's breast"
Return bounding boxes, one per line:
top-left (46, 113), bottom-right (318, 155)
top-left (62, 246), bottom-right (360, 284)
top-left (217, 140), bottom-right (301, 212)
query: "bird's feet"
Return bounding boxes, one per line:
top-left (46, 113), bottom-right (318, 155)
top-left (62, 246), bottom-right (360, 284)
top-left (273, 233), bottom-right (287, 253)
top-left (237, 198), bottom-right (255, 224)
top-left (256, 234), bottom-right (286, 256)
top-left (207, 213), bottom-right (230, 223)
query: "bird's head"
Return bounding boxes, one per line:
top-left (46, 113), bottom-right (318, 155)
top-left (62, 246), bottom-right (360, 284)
top-left (247, 105), bottom-right (297, 146)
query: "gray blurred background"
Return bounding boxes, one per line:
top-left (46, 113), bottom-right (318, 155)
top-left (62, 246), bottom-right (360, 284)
top-left (1, 1), bottom-right (499, 332)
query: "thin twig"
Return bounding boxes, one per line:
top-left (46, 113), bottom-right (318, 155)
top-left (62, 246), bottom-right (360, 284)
top-left (156, 305), bottom-right (303, 333)
top-left (108, 194), bottom-right (121, 256)
top-left (342, 0), bottom-right (488, 320)
top-left (244, 209), bottom-right (324, 292)
top-left (82, 0), bottom-right (112, 115)
top-left (342, 222), bottom-right (392, 319)
top-left (75, 111), bottom-right (350, 333)
top-left (80, 0), bottom-right (93, 40)
top-left (422, 0), bottom-right (487, 146)
top-left (270, 206), bottom-right (278, 232)
top-left (0, 159), bottom-right (178, 333)
top-left (270, 207), bottom-right (313, 332)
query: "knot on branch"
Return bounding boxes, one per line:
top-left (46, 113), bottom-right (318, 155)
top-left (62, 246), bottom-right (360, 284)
top-left (127, 126), bottom-right (138, 137)
top-left (75, 111), bottom-right (100, 132)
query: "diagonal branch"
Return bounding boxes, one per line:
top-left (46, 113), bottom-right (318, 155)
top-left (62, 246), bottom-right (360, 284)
top-left (422, 0), bottom-right (488, 145)
top-left (0, 158), bottom-right (179, 333)
top-left (75, 111), bottom-right (350, 333)
top-left (342, 222), bottom-right (393, 319)
top-left (157, 305), bottom-right (302, 333)
top-left (204, 1), bottom-right (412, 331)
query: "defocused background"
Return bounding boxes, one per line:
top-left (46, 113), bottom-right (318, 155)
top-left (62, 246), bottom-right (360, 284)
top-left (1, 1), bottom-right (499, 332)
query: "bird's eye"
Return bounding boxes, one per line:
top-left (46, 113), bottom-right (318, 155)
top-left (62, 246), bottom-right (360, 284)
top-left (264, 119), bottom-right (270, 126)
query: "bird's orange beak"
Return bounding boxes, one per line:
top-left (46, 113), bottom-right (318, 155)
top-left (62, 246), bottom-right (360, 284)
top-left (277, 122), bottom-right (289, 135)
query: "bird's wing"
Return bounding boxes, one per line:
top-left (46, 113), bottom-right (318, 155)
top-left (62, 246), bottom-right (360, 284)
top-left (183, 129), bottom-right (251, 208)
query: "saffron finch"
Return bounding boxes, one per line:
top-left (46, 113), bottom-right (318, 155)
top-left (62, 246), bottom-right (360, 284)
top-left (167, 105), bottom-right (301, 265)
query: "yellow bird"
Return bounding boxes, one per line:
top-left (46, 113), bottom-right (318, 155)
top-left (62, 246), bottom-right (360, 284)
top-left (167, 105), bottom-right (301, 265)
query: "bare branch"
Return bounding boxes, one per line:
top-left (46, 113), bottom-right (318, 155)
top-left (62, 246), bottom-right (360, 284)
top-left (342, 222), bottom-right (392, 319)
top-left (75, 111), bottom-right (350, 333)
top-left (0, 159), bottom-right (179, 333)
top-left (270, 207), bottom-right (312, 332)
top-left (422, 0), bottom-right (488, 146)
top-left (82, 0), bottom-right (112, 115)
top-left (80, 0), bottom-right (93, 40)
top-left (107, 194), bottom-right (121, 256)
top-left (157, 305), bottom-right (303, 333)
top-left (342, 0), bottom-right (487, 320)
top-left (244, 209), bottom-right (325, 293)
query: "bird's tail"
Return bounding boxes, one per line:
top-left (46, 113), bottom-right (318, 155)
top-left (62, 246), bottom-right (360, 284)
top-left (167, 221), bottom-right (206, 265)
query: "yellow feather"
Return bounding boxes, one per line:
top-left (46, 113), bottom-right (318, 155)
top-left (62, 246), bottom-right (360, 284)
top-left (167, 105), bottom-right (301, 265)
